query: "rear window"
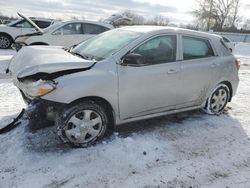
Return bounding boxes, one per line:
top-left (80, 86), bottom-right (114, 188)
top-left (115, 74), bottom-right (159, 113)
top-left (183, 36), bottom-right (215, 60)
top-left (83, 23), bottom-right (109, 34)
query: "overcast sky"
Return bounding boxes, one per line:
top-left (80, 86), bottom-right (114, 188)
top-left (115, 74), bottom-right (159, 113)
top-left (0, 0), bottom-right (250, 25)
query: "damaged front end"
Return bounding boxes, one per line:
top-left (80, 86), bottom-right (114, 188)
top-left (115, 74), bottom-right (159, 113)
top-left (14, 64), bottom-right (96, 129)
top-left (6, 46), bottom-right (97, 131)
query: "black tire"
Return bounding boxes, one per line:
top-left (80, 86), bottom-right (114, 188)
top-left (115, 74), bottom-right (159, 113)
top-left (203, 84), bottom-right (230, 115)
top-left (56, 101), bottom-right (108, 147)
top-left (0, 34), bottom-right (13, 49)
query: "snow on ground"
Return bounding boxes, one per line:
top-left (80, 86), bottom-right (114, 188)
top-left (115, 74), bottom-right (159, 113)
top-left (0, 50), bottom-right (15, 78)
top-left (1, 46), bottom-right (250, 188)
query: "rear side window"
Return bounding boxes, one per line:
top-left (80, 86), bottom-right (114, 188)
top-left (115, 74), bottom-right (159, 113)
top-left (83, 23), bottom-right (109, 34)
top-left (55, 23), bottom-right (83, 35)
top-left (182, 36), bottom-right (215, 60)
top-left (220, 39), bottom-right (231, 53)
top-left (34, 20), bottom-right (51, 28)
top-left (222, 36), bottom-right (230, 43)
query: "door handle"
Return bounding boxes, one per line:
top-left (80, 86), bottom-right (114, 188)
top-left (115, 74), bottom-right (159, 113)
top-left (167, 69), bottom-right (178, 74)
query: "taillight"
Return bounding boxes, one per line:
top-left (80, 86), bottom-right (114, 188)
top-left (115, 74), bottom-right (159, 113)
top-left (235, 59), bottom-right (240, 71)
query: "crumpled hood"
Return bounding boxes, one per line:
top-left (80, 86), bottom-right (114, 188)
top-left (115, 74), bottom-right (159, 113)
top-left (9, 46), bottom-right (96, 79)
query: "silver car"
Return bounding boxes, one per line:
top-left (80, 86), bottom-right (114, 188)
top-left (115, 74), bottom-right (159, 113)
top-left (9, 26), bottom-right (240, 147)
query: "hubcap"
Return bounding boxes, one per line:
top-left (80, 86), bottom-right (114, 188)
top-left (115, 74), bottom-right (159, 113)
top-left (64, 110), bottom-right (102, 144)
top-left (0, 36), bottom-right (10, 48)
top-left (210, 88), bottom-right (228, 112)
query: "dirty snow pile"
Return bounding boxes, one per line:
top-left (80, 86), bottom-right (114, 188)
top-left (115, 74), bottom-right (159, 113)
top-left (1, 45), bottom-right (250, 188)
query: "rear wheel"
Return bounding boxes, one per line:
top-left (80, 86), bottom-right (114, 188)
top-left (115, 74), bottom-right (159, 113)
top-left (0, 34), bottom-right (12, 49)
top-left (56, 101), bottom-right (108, 147)
top-left (203, 84), bottom-right (230, 115)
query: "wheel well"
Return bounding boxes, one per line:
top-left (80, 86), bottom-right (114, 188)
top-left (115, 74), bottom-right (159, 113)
top-left (30, 42), bottom-right (48, 45)
top-left (70, 96), bottom-right (115, 128)
top-left (0, 32), bottom-right (14, 42)
top-left (220, 81), bottom-right (233, 102)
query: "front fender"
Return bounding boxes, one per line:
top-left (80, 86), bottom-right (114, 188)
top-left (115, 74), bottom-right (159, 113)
top-left (41, 62), bottom-right (118, 115)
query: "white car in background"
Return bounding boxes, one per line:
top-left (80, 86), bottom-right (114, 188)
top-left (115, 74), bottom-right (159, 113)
top-left (13, 14), bottom-right (114, 50)
top-left (222, 36), bottom-right (235, 53)
top-left (0, 15), bottom-right (53, 49)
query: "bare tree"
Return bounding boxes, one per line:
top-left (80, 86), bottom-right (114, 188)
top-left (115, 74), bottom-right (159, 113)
top-left (106, 10), bottom-right (170, 27)
top-left (193, 0), bottom-right (240, 31)
top-left (193, 0), bottom-right (216, 30)
top-left (229, 0), bottom-right (240, 28)
top-left (151, 15), bottom-right (169, 26)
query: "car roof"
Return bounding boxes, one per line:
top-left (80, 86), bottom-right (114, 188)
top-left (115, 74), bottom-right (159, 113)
top-left (118, 26), bottom-right (221, 40)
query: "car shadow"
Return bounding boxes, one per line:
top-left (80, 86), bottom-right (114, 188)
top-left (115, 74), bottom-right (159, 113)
top-left (23, 107), bottom-right (244, 154)
top-left (114, 109), bottom-right (203, 138)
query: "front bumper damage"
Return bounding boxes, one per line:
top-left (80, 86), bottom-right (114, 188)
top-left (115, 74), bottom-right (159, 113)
top-left (24, 97), bottom-right (65, 129)
top-left (0, 92), bottom-right (65, 134)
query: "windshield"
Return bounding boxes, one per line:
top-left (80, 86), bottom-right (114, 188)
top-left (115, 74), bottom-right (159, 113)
top-left (7, 19), bottom-right (21, 26)
top-left (72, 29), bottom-right (142, 61)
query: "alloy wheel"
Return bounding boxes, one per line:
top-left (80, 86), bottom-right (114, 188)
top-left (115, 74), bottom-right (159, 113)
top-left (0, 36), bottom-right (11, 49)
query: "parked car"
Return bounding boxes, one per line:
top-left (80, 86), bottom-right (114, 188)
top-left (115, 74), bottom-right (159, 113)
top-left (9, 26), bottom-right (240, 147)
top-left (0, 15), bottom-right (53, 49)
top-left (13, 13), bottom-right (114, 50)
top-left (222, 36), bottom-right (235, 52)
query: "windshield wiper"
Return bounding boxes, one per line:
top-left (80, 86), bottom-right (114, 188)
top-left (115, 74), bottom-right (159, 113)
top-left (69, 51), bottom-right (90, 60)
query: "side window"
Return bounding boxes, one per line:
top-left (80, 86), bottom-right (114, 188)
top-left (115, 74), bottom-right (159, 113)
top-left (133, 35), bottom-right (177, 65)
top-left (54, 23), bottom-right (82, 35)
top-left (182, 36), bottom-right (214, 60)
top-left (13, 20), bottom-right (33, 28)
top-left (34, 21), bottom-right (51, 28)
top-left (222, 36), bottom-right (230, 43)
top-left (83, 23), bottom-right (109, 34)
top-left (220, 39), bottom-right (231, 53)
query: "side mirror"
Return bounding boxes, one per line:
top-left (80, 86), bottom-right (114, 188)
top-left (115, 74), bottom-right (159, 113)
top-left (122, 53), bottom-right (145, 66)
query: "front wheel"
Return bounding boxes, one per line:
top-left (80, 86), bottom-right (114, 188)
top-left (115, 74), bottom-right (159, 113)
top-left (0, 34), bottom-right (12, 49)
top-left (203, 84), bottom-right (230, 115)
top-left (56, 101), bottom-right (108, 147)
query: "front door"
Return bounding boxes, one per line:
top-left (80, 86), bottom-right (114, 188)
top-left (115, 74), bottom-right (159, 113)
top-left (118, 35), bottom-right (181, 120)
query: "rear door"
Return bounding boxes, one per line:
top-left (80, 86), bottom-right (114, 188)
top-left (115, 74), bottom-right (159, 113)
top-left (118, 34), bottom-right (181, 120)
top-left (177, 35), bottom-right (217, 108)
